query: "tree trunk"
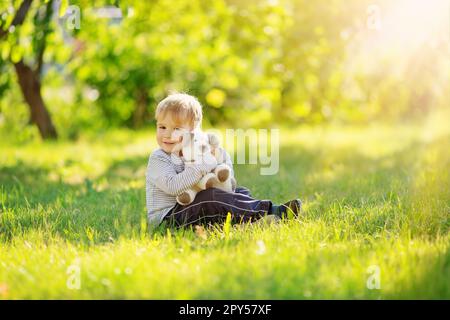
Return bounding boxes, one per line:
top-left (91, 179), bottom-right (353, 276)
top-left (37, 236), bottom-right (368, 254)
top-left (14, 60), bottom-right (57, 139)
top-left (132, 88), bottom-right (148, 129)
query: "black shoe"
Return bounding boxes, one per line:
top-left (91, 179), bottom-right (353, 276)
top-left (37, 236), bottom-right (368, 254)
top-left (279, 199), bottom-right (303, 219)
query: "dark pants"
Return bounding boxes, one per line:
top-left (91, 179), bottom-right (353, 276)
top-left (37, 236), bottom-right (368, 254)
top-left (163, 186), bottom-right (274, 228)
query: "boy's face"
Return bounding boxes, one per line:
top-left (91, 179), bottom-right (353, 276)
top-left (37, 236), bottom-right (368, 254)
top-left (156, 113), bottom-right (193, 153)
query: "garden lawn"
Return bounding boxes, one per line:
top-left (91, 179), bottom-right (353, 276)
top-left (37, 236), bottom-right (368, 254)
top-left (0, 113), bottom-right (449, 299)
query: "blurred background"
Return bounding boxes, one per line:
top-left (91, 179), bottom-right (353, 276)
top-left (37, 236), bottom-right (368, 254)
top-left (0, 0), bottom-right (449, 141)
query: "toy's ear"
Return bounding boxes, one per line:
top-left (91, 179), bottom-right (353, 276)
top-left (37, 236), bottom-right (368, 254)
top-left (188, 132), bottom-right (195, 143)
top-left (181, 132), bottom-right (194, 147)
top-left (207, 132), bottom-right (220, 148)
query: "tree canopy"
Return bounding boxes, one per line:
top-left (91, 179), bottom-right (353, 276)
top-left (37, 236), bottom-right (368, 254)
top-left (1, 0), bottom-right (449, 139)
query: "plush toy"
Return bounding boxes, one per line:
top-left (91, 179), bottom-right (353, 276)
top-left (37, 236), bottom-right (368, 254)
top-left (172, 128), bottom-right (236, 206)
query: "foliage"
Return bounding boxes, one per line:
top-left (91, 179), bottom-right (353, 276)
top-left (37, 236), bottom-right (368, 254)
top-left (0, 0), bottom-right (449, 138)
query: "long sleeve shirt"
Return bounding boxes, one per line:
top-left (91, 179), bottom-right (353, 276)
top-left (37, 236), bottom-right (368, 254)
top-left (145, 148), bottom-right (234, 227)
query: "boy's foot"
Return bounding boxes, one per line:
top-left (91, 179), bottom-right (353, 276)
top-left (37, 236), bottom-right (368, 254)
top-left (279, 199), bottom-right (303, 219)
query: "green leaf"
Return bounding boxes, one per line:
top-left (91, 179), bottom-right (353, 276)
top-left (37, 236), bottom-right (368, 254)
top-left (223, 212), bottom-right (232, 238)
top-left (10, 45), bottom-right (23, 63)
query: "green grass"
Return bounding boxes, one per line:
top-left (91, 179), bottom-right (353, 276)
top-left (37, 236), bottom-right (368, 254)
top-left (0, 112), bottom-right (449, 299)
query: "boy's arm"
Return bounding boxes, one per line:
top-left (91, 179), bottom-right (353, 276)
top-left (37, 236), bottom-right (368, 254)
top-left (146, 155), bottom-right (213, 196)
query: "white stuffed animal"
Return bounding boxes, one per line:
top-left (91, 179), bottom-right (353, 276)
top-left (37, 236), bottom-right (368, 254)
top-left (172, 128), bottom-right (236, 206)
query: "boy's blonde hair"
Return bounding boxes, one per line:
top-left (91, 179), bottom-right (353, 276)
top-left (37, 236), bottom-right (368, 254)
top-left (155, 93), bottom-right (203, 129)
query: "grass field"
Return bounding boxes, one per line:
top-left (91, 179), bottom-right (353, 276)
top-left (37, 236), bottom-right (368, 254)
top-left (0, 112), bottom-right (449, 299)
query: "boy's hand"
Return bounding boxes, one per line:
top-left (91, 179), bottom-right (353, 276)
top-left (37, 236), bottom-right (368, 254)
top-left (177, 134), bottom-right (183, 157)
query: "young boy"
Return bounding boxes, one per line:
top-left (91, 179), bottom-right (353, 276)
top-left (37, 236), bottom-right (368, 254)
top-left (146, 93), bottom-right (302, 229)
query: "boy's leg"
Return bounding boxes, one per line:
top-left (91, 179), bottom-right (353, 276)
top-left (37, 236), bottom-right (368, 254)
top-left (164, 188), bottom-right (273, 228)
top-left (234, 186), bottom-right (251, 197)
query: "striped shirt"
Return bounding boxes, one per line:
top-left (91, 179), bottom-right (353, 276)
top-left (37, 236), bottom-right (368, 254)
top-left (145, 148), bottom-right (234, 227)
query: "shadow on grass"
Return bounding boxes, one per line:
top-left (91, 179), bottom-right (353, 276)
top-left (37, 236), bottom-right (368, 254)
top-left (0, 156), bottom-right (148, 244)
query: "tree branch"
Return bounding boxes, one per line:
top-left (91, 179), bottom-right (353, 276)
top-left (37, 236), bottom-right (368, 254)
top-left (35, 0), bottom-right (54, 76)
top-left (0, 0), bottom-right (34, 41)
